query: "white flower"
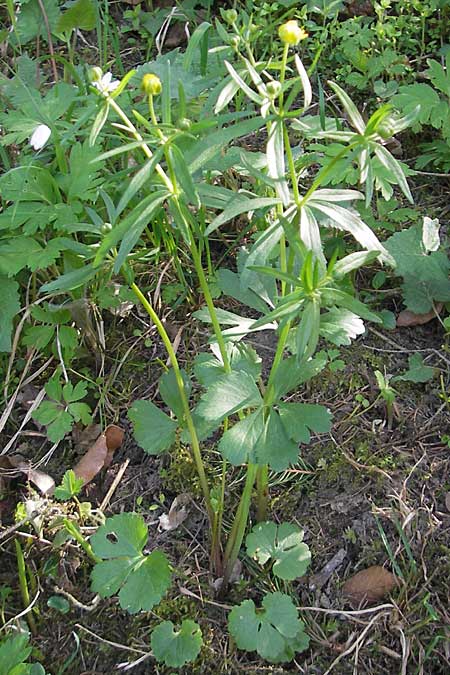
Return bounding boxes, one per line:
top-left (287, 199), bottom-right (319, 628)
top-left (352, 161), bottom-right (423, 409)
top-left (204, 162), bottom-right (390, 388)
top-left (30, 124), bottom-right (51, 150)
top-left (93, 72), bottom-right (120, 95)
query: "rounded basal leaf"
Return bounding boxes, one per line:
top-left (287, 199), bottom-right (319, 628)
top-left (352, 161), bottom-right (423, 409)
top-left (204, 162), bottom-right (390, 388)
top-left (228, 592), bottom-right (308, 663)
top-left (246, 522), bottom-right (311, 580)
top-left (117, 550), bottom-right (172, 613)
top-left (90, 513), bottom-right (172, 614)
top-left (151, 620), bottom-right (203, 667)
top-left (90, 513), bottom-right (148, 558)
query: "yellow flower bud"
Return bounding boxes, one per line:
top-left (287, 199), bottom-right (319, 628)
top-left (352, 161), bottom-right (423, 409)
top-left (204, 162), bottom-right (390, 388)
top-left (278, 20), bottom-right (308, 46)
top-left (141, 73), bottom-right (162, 96)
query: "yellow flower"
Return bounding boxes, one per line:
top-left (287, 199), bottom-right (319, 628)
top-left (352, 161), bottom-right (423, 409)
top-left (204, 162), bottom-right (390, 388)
top-left (141, 73), bottom-right (162, 96)
top-left (278, 20), bottom-right (308, 46)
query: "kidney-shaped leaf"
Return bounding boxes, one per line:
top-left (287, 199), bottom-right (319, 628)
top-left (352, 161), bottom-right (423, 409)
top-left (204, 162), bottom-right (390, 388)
top-left (90, 513), bottom-right (172, 614)
top-left (246, 521), bottom-right (311, 580)
top-left (151, 620), bottom-right (203, 668)
top-left (228, 592), bottom-right (309, 663)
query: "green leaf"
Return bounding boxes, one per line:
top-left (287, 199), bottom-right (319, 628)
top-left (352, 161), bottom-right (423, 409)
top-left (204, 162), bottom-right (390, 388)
top-left (319, 308), bottom-right (366, 346)
top-left (328, 81), bottom-right (365, 134)
top-left (54, 470), bottom-right (84, 501)
top-left (57, 0), bottom-right (96, 33)
top-left (278, 403), bottom-right (332, 444)
top-left (321, 288), bottom-right (382, 323)
top-left (219, 410), bottom-right (265, 465)
top-left (246, 521), bottom-right (311, 580)
top-left (40, 264), bottom-right (98, 294)
top-left (0, 633), bottom-right (32, 675)
top-left (90, 102), bottom-right (110, 146)
top-left (393, 354), bottom-right (435, 383)
top-left (197, 371), bottom-right (262, 424)
top-left (128, 400), bottom-right (177, 455)
top-left (151, 620), bottom-right (203, 668)
top-left (33, 402), bottom-right (73, 443)
top-left (333, 250), bottom-right (380, 278)
top-left (47, 595), bottom-right (70, 614)
top-left (228, 592), bottom-right (309, 663)
top-left (272, 354), bottom-right (327, 400)
top-left (255, 410), bottom-right (299, 471)
top-left (63, 381), bottom-right (88, 403)
top-left (167, 144), bottom-right (200, 207)
top-left (94, 190), bottom-right (168, 268)
top-left (90, 513), bottom-right (172, 613)
top-left (116, 147), bottom-right (165, 218)
top-left (186, 116), bottom-right (264, 173)
top-left (267, 119), bottom-right (290, 206)
top-left (373, 144), bottom-right (413, 203)
top-left (159, 368), bottom-right (191, 420)
top-left (385, 223), bottom-right (450, 312)
top-left (206, 196), bottom-right (281, 236)
top-left (194, 343), bottom-right (262, 388)
top-left (0, 277), bottom-right (20, 352)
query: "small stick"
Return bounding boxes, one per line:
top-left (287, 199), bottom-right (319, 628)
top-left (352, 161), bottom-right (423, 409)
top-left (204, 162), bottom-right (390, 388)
top-left (74, 623), bottom-right (148, 655)
top-left (53, 586), bottom-right (100, 612)
top-left (100, 459), bottom-right (130, 512)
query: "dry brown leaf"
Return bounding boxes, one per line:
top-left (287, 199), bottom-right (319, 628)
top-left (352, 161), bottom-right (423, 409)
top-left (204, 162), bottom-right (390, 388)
top-left (397, 303), bottom-right (443, 327)
top-left (342, 565), bottom-right (397, 605)
top-left (6, 455), bottom-right (55, 496)
top-left (158, 493), bottom-right (190, 531)
top-left (73, 425), bottom-right (124, 485)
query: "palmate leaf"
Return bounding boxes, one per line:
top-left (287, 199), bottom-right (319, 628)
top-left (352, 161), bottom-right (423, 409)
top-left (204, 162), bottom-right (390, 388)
top-left (128, 400), bottom-right (177, 455)
top-left (385, 223), bottom-right (450, 312)
top-left (246, 521), bottom-right (311, 580)
top-left (151, 620), bottom-right (203, 668)
top-left (197, 371), bottom-right (262, 424)
top-left (90, 513), bottom-right (172, 614)
top-left (228, 592), bottom-right (309, 663)
top-left (393, 354), bottom-right (435, 383)
top-left (219, 409), bottom-right (299, 471)
top-left (193, 343), bottom-right (261, 388)
top-left (278, 402), bottom-right (332, 444)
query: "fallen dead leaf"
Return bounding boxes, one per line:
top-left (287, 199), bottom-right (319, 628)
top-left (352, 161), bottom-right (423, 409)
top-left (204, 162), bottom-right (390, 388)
top-left (397, 303), bottom-right (443, 327)
top-left (73, 425), bottom-right (124, 486)
top-left (4, 455), bottom-right (55, 496)
top-left (158, 493), bottom-right (190, 531)
top-left (342, 565), bottom-right (398, 605)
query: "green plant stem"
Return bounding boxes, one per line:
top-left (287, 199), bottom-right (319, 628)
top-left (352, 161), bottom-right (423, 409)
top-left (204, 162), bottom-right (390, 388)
top-left (129, 282), bottom-right (215, 527)
top-left (222, 463), bottom-right (258, 588)
top-left (63, 519), bottom-right (100, 564)
top-left (107, 96), bottom-right (173, 191)
top-left (15, 539), bottom-right (37, 634)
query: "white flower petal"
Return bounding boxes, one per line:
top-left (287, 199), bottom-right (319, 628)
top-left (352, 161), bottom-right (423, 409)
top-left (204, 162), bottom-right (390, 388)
top-left (30, 124), bottom-right (51, 150)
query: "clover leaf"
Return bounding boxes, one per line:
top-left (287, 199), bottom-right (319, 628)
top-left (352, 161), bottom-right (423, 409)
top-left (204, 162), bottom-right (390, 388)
top-left (228, 592), bottom-right (309, 663)
top-left (151, 620), bottom-right (203, 667)
top-left (246, 521), bottom-right (311, 580)
top-left (90, 513), bottom-right (172, 614)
